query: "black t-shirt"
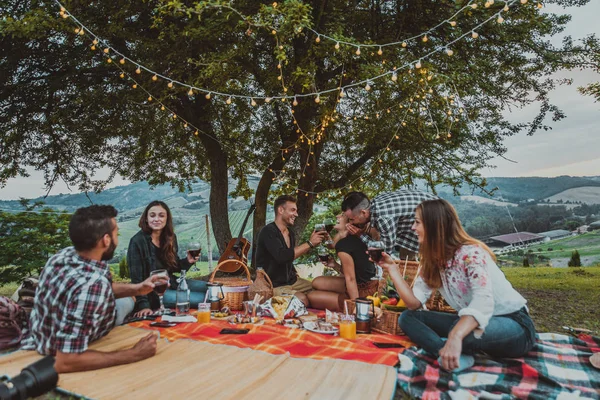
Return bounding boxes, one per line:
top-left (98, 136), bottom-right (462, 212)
top-left (254, 222), bottom-right (297, 287)
top-left (335, 235), bottom-right (376, 284)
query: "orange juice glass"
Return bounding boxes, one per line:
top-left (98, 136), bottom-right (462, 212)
top-left (339, 316), bottom-right (356, 340)
top-left (197, 303), bottom-right (211, 323)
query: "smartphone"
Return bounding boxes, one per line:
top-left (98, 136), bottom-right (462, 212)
top-left (372, 342), bottom-right (404, 349)
top-left (150, 321), bottom-right (178, 328)
top-left (220, 328), bottom-right (250, 334)
top-left (126, 315), bottom-right (158, 323)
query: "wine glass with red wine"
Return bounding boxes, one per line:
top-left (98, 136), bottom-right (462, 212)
top-left (317, 246), bottom-right (330, 263)
top-left (150, 269), bottom-right (169, 315)
top-left (187, 241), bottom-right (201, 261)
top-left (323, 219), bottom-right (335, 246)
top-left (368, 240), bottom-right (385, 281)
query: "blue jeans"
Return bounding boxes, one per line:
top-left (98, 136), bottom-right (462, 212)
top-left (163, 279), bottom-right (207, 309)
top-left (399, 307), bottom-right (536, 358)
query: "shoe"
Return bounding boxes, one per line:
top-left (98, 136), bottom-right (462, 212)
top-left (437, 354), bottom-right (475, 372)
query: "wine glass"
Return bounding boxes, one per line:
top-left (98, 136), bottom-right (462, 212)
top-left (187, 241), bottom-right (201, 271)
top-left (317, 245), bottom-right (330, 263)
top-left (150, 269), bottom-right (169, 315)
top-left (367, 240), bottom-right (385, 281)
top-left (314, 223), bottom-right (326, 233)
top-left (323, 219), bottom-right (335, 246)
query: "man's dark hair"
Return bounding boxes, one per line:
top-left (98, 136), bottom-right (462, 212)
top-left (69, 205), bottom-right (118, 251)
top-left (273, 195), bottom-right (296, 216)
top-left (341, 191), bottom-right (370, 212)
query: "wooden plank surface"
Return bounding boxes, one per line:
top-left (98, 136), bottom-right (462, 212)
top-left (1, 325), bottom-right (397, 400)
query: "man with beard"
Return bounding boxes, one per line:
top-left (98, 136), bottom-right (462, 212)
top-left (342, 190), bottom-right (438, 257)
top-left (255, 195), bottom-right (327, 306)
top-left (20, 205), bottom-right (167, 373)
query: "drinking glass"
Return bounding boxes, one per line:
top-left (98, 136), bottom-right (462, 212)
top-left (197, 303), bottom-right (211, 323)
top-left (317, 246), bottom-right (330, 263)
top-left (323, 219), bottom-right (335, 246)
top-left (187, 241), bottom-right (201, 260)
top-left (314, 223), bottom-right (326, 233)
top-left (150, 269), bottom-right (169, 315)
top-left (339, 314), bottom-right (357, 340)
top-left (368, 240), bottom-right (385, 280)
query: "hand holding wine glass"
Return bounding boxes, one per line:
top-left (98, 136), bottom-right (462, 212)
top-left (187, 241), bottom-right (201, 264)
top-left (323, 219), bottom-right (335, 246)
top-left (150, 269), bottom-right (169, 315)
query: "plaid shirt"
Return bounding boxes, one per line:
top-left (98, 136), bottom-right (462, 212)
top-left (361, 190), bottom-right (438, 253)
top-left (20, 247), bottom-right (116, 355)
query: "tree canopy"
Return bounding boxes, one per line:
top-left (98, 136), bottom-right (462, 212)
top-left (0, 0), bottom-right (593, 250)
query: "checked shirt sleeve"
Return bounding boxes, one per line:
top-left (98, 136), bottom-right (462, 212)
top-left (55, 279), bottom-right (114, 354)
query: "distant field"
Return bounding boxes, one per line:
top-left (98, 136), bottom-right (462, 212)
top-left (498, 230), bottom-right (600, 267)
top-left (545, 186), bottom-right (600, 204)
top-left (460, 195), bottom-right (517, 207)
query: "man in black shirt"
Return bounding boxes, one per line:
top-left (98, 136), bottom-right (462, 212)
top-left (255, 195), bottom-right (326, 306)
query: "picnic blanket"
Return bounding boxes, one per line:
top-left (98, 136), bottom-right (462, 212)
top-left (396, 332), bottom-right (600, 399)
top-left (1, 325), bottom-right (398, 400)
top-left (129, 318), bottom-right (413, 366)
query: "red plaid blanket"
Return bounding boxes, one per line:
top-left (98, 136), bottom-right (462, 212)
top-left (129, 318), bottom-right (413, 366)
top-left (397, 333), bottom-right (600, 399)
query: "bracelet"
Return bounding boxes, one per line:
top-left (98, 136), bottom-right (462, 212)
top-left (306, 240), bottom-right (315, 249)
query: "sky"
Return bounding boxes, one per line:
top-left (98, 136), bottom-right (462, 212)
top-left (0, 2), bottom-right (599, 200)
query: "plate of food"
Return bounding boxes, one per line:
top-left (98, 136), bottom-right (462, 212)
top-left (303, 321), bottom-right (339, 335)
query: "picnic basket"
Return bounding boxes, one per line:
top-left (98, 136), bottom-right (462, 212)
top-left (248, 267), bottom-right (273, 304)
top-left (209, 261), bottom-right (252, 311)
top-left (344, 299), bottom-right (404, 336)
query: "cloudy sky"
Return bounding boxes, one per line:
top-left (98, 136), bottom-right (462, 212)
top-left (0, 2), bottom-right (598, 200)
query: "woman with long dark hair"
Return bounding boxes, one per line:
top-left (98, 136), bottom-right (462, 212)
top-left (128, 201), bottom-right (206, 317)
top-left (376, 199), bottom-right (536, 372)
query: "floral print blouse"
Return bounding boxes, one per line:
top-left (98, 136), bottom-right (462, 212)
top-left (412, 244), bottom-right (527, 331)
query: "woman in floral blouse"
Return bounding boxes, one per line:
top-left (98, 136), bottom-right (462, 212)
top-left (376, 199), bottom-right (536, 372)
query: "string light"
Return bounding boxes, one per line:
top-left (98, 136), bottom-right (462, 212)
top-left (471, 31), bottom-right (479, 39)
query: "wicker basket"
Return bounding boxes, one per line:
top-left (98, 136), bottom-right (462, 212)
top-left (344, 299), bottom-right (404, 336)
top-left (248, 267), bottom-right (273, 305)
top-left (209, 261), bottom-right (252, 311)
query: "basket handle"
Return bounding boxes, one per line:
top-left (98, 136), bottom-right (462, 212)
top-left (209, 260), bottom-right (252, 283)
top-left (258, 268), bottom-right (273, 288)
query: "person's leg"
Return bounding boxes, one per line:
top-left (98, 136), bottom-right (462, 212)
top-left (307, 290), bottom-right (348, 311)
top-left (399, 309), bottom-right (460, 356)
top-left (290, 278), bottom-right (314, 306)
top-left (460, 314), bottom-right (535, 358)
top-left (312, 276), bottom-right (346, 293)
top-left (114, 297), bottom-right (135, 325)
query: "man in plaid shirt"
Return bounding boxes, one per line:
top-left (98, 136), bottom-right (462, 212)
top-left (20, 205), bottom-right (168, 373)
top-left (341, 190), bottom-right (438, 255)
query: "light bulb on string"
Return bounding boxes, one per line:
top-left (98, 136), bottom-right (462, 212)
top-left (537, 3), bottom-right (543, 8)
top-left (119, 58), bottom-right (125, 64)
top-left (472, 31), bottom-right (479, 39)
top-left (355, 47), bottom-right (361, 56)
top-left (520, 0), bottom-right (527, 3)
top-left (449, 21), bottom-right (456, 27)
top-left (377, 46), bottom-right (383, 56)
top-left (205, 93), bottom-right (211, 100)
top-left (391, 73), bottom-right (397, 82)
top-left (90, 45), bottom-right (96, 50)
top-left (339, 88), bottom-right (345, 97)
top-left (315, 35), bottom-right (321, 43)
top-left (503, 5), bottom-right (509, 11)
top-left (79, 28), bottom-right (85, 36)
top-left (265, 97), bottom-right (272, 103)
top-left (226, 97), bottom-right (232, 105)
top-left (61, 12), bottom-right (68, 19)
top-left (152, 75), bottom-right (158, 81)
top-left (293, 97), bottom-right (298, 106)
top-left (365, 83), bottom-right (371, 91)
top-left (106, 58), bottom-right (112, 63)
top-left (401, 41), bottom-right (407, 48)
top-left (119, 73), bottom-right (124, 79)
top-left (147, 96), bottom-right (152, 102)
top-left (132, 84), bottom-right (137, 89)
top-left (470, 3), bottom-right (478, 8)
top-left (168, 81), bottom-right (173, 88)
top-left (251, 98), bottom-right (257, 106)
top-left (334, 42), bottom-right (340, 50)
top-left (188, 88), bottom-right (194, 96)
top-left (497, 15), bottom-right (504, 23)
top-left (136, 66), bottom-right (141, 74)
top-left (422, 34), bottom-right (428, 43)
top-left (415, 60), bottom-right (422, 69)
top-left (92, 38), bottom-right (98, 45)
top-left (161, 105), bottom-right (165, 111)
top-left (446, 48), bottom-right (454, 56)
top-left (74, 27), bottom-right (80, 34)
top-left (103, 48), bottom-right (109, 54)
top-left (485, 1), bottom-right (491, 8)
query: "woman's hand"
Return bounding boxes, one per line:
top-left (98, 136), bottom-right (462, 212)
top-left (134, 308), bottom-right (154, 318)
top-left (373, 252), bottom-right (398, 274)
top-left (186, 250), bottom-right (200, 264)
top-left (438, 336), bottom-right (463, 371)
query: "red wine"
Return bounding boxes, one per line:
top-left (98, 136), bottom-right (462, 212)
top-left (325, 224), bottom-right (335, 233)
top-left (368, 248), bottom-right (383, 262)
top-left (154, 282), bottom-right (168, 295)
top-left (318, 254), bottom-right (330, 262)
top-left (189, 249), bottom-right (201, 258)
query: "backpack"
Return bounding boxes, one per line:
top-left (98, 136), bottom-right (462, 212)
top-left (0, 296), bottom-right (28, 350)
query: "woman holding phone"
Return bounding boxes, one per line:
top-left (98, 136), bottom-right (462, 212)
top-left (375, 199), bottom-right (536, 372)
top-left (128, 200), bottom-right (207, 317)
